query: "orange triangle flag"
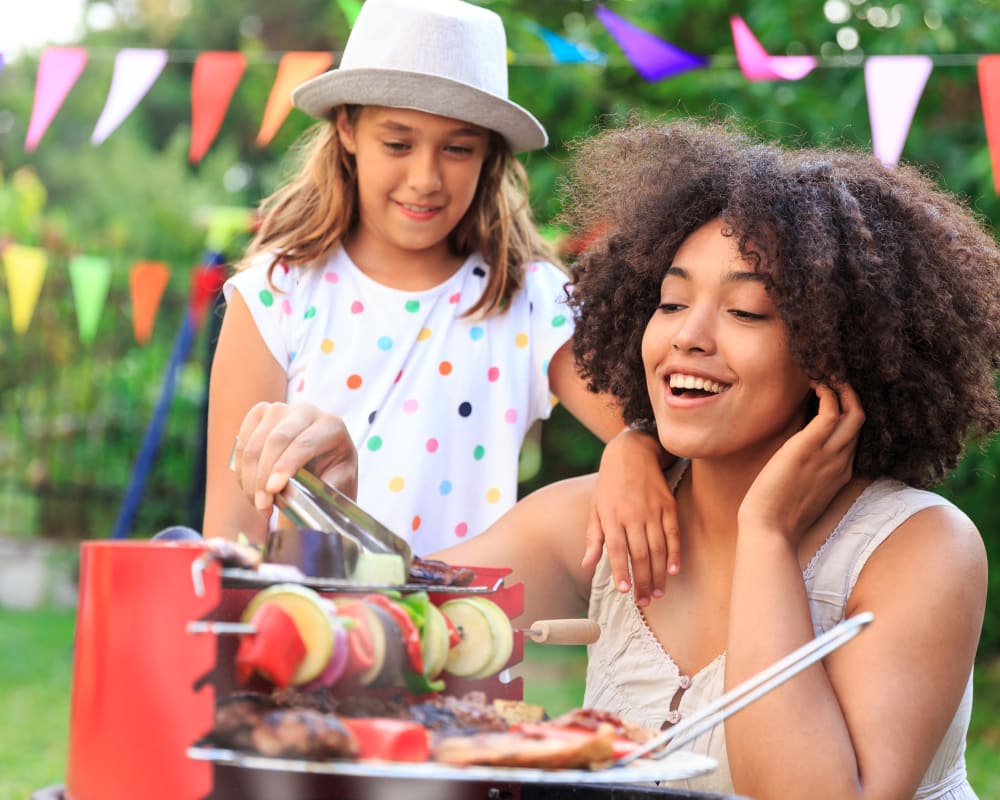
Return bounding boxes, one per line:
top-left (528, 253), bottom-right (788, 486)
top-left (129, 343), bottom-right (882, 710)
top-left (257, 52), bottom-right (333, 147)
top-left (129, 260), bottom-right (171, 345)
top-left (978, 56), bottom-right (1000, 194)
top-left (189, 51), bottom-right (246, 163)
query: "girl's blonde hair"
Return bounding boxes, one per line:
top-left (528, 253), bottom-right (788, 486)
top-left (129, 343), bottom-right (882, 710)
top-left (240, 107), bottom-right (558, 317)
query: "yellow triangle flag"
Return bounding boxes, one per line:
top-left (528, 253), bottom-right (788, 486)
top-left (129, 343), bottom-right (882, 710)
top-left (3, 244), bottom-right (48, 335)
top-left (68, 254), bottom-right (113, 344)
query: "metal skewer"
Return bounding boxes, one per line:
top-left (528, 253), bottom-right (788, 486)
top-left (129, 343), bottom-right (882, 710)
top-left (613, 611), bottom-right (874, 766)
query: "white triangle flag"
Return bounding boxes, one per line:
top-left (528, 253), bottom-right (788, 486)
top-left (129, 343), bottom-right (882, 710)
top-left (91, 48), bottom-right (168, 145)
top-left (865, 55), bottom-right (933, 167)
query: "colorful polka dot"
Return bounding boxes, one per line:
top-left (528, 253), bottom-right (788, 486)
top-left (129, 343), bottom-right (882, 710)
top-left (347, 374), bottom-right (363, 390)
top-left (321, 338), bottom-right (334, 354)
top-left (417, 327), bottom-right (432, 341)
top-left (281, 298), bottom-right (293, 315)
top-left (473, 266), bottom-right (486, 277)
top-left (304, 306), bottom-right (317, 319)
top-left (455, 522), bottom-right (469, 537)
top-left (368, 410), bottom-right (377, 424)
top-left (552, 314), bottom-right (567, 327)
top-left (426, 438), bottom-right (439, 453)
top-left (405, 300), bottom-right (420, 313)
top-left (403, 398), bottom-right (419, 413)
top-left (504, 408), bottom-right (518, 424)
top-left (259, 290), bottom-right (274, 308)
top-left (458, 402), bottom-right (472, 417)
top-left (439, 361), bottom-right (453, 376)
top-left (486, 488), bottom-right (501, 504)
top-left (439, 480), bottom-right (452, 495)
top-left (366, 436), bottom-right (382, 452)
top-left (473, 445), bottom-right (485, 460)
top-left (449, 292), bottom-right (461, 304)
top-left (527, 263), bottom-right (539, 273)
top-left (389, 476), bottom-right (405, 492)
top-left (515, 332), bottom-right (529, 348)
top-left (487, 366), bottom-right (500, 382)
top-left (411, 516), bottom-right (421, 532)
top-left (351, 300), bottom-right (364, 314)
top-left (296, 379), bottom-right (304, 393)
top-left (542, 358), bottom-right (550, 374)
top-left (395, 370), bottom-right (403, 383)
top-left (470, 326), bottom-right (484, 341)
top-left (323, 272), bottom-right (338, 284)
top-left (377, 336), bottom-right (393, 351)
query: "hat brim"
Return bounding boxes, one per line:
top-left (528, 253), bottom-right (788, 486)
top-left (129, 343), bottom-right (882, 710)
top-left (291, 68), bottom-right (548, 153)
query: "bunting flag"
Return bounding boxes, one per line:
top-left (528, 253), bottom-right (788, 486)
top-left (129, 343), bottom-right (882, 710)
top-left (189, 259), bottom-right (226, 327)
top-left (335, 0), bottom-right (363, 27)
top-left (129, 260), bottom-right (171, 345)
top-left (203, 205), bottom-right (255, 253)
top-left (25, 47), bottom-right (89, 151)
top-left (595, 6), bottom-right (708, 82)
top-left (189, 51), bottom-right (246, 163)
top-left (865, 56), bottom-right (933, 167)
top-left (2, 244), bottom-right (48, 335)
top-left (730, 16), bottom-right (817, 82)
top-left (92, 48), bottom-right (169, 145)
top-left (525, 22), bottom-right (606, 65)
top-left (68, 254), bottom-right (113, 344)
top-left (978, 56), bottom-right (1000, 193)
top-left (257, 51), bottom-right (334, 146)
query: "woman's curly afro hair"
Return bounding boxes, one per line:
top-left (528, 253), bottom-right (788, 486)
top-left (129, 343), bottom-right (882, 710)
top-left (562, 118), bottom-right (1000, 489)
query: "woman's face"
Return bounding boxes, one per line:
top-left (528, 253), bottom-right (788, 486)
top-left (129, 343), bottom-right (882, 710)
top-left (642, 219), bottom-right (814, 463)
top-left (337, 106), bottom-right (489, 265)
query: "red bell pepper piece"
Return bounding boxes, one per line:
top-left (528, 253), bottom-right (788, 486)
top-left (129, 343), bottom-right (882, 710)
top-left (364, 594), bottom-right (424, 675)
top-left (341, 718), bottom-right (431, 762)
top-left (235, 603), bottom-right (307, 688)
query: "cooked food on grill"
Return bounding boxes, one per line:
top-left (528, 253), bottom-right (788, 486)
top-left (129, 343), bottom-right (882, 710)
top-left (233, 585), bottom-right (511, 693)
top-left (250, 708), bottom-right (360, 759)
top-left (432, 723), bottom-right (617, 769)
top-left (407, 556), bottom-right (476, 587)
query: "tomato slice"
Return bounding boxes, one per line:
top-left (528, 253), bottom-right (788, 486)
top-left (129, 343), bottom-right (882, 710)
top-left (341, 717), bottom-right (431, 762)
top-left (234, 603), bottom-right (307, 688)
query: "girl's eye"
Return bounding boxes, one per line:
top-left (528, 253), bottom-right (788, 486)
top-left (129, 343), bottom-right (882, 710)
top-left (657, 303), bottom-right (685, 314)
top-left (445, 144), bottom-right (476, 156)
top-left (730, 309), bottom-right (768, 321)
top-left (383, 141), bottom-right (410, 153)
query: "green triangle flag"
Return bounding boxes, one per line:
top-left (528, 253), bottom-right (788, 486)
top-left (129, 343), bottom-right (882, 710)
top-left (202, 206), bottom-right (254, 254)
top-left (68, 254), bottom-right (113, 344)
top-left (336, 0), bottom-right (362, 26)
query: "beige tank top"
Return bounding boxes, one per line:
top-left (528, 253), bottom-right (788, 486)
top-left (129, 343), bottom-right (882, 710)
top-left (584, 463), bottom-right (977, 799)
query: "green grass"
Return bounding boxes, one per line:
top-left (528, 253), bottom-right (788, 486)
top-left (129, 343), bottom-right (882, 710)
top-left (2, 610), bottom-right (998, 799)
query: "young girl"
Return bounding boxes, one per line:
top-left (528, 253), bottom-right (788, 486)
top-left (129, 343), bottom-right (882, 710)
top-left (436, 118), bottom-right (1000, 798)
top-left (204, 0), bottom-right (674, 574)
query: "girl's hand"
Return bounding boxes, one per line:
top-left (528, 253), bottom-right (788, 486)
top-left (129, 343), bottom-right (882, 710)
top-left (738, 382), bottom-right (864, 543)
top-left (232, 402), bottom-right (359, 521)
top-left (583, 427), bottom-right (680, 607)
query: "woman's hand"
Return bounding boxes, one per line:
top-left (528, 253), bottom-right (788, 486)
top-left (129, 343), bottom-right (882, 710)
top-left (738, 382), bottom-right (864, 543)
top-left (232, 402), bottom-right (359, 522)
top-left (583, 427), bottom-right (680, 607)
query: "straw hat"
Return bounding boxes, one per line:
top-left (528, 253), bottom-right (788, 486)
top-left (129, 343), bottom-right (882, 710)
top-left (291, 0), bottom-right (548, 153)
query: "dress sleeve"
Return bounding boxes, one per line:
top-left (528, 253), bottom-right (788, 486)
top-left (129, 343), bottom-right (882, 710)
top-left (525, 260), bottom-right (575, 420)
top-left (223, 257), bottom-right (297, 373)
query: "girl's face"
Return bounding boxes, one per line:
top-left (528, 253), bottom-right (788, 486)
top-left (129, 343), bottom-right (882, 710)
top-left (642, 219), bottom-right (813, 463)
top-left (337, 106), bottom-right (490, 266)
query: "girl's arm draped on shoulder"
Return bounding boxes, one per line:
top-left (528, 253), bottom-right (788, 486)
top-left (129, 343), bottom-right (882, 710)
top-left (432, 474), bottom-right (597, 626)
top-left (549, 340), bottom-right (679, 609)
top-left (203, 291), bottom-right (287, 542)
top-left (724, 383), bottom-right (987, 799)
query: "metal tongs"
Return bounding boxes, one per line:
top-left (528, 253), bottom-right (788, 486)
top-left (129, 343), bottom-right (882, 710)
top-left (613, 611), bottom-right (874, 767)
top-left (228, 439), bottom-right (413, 567)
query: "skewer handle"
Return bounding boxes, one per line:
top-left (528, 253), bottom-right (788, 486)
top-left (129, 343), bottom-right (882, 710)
top-left (527, 619), bottom-right (601, 645)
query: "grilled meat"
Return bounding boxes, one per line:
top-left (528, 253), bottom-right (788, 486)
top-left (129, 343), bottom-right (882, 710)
top-left (202, 691), bottom-right (281, 750)
top-left (251, 708), bottom-right (360, 759)
top-left (407, 556), bottom-right (475, 586)
top-left (432, 723), bottom-right (616, 769)
top-left (551, 708), bottom-right (658, 743)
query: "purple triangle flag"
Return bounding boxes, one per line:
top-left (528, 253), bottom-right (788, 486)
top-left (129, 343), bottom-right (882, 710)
top-left (595, 6), bottom-right (708, 82)
top-left (92, 49), bottom-right (168, 145)
top-left (25, 47), bottom-right (89, 151)
top-left (865, 55), bottom-right (933, 167)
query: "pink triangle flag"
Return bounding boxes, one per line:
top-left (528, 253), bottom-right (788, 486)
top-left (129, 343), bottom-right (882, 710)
top-left (864, 56), bottom-right (933, 167)
top-left (257, 52), bottom-right (334, 147)
top-left (730, 16), bottom-right (816, 82)
top-left (91, 49), bottom-right (168, 145)
top-left (189, 51), bottom-right (246, 163)
top-left (68, 254), bottom-right (113, 344)
top-left (978, 56), bottom-right (1000, 194)
top-left (595, 6), bottom-right (707, 82)
top-left (2, 244), bottom-right (48, 335)
top-left (25, 47), bottom-right (89, 151)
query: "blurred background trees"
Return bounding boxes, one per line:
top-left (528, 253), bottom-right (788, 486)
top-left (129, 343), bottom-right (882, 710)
top-left (0, 0), bottom-right (998, 651)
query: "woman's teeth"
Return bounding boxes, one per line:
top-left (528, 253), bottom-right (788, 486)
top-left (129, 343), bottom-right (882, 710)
top-left (668, 374), bottom-right (727, 394)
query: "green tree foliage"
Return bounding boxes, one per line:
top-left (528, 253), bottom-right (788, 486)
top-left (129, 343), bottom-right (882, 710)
top-left (0, 0), bottom-right (997, 650)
